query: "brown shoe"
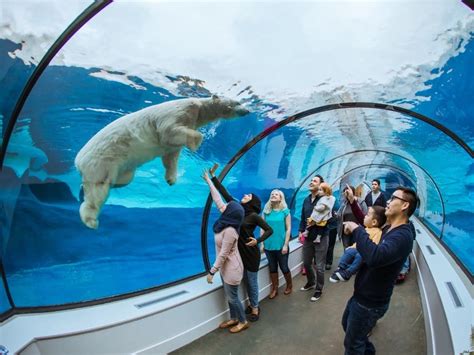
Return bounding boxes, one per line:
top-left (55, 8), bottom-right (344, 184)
top-left (229, 322), bottom-right (249, 333)
top-left (219, 319), bottom-right (239, 329)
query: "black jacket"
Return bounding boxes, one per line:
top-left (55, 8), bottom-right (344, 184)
top-left (364, 191), bottom-right (387, 208)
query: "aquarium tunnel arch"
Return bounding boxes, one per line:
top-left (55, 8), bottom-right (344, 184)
top-left (0, 0), bottom-right (473, 326)
top-left (200, 106), bottom-right (465, 274)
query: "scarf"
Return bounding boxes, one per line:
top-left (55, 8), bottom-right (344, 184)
top-left (213, 200), bottom-right (245, 234)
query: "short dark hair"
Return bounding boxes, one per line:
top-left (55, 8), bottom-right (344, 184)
top-left (314, 174), bottom-right (324, 183)
top-left (396, 186), bottom-right (419, 217)
top-left (372, 179), bottom-right (381, 186)
top-left (369, 206), bottom-right (387, 227)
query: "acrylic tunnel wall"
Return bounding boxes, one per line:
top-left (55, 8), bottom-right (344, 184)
top-left (0, 1), bottom-right (473, 318)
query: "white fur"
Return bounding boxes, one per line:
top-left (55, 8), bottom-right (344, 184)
top-left (75, 96), bottom-right (248, 229)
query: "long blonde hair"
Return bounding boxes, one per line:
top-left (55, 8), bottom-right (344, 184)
top-left (263, 189), bottom-right (288, 214)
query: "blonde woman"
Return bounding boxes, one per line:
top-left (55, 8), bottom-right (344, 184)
top-left (261, 189), bottom-right (292, 299)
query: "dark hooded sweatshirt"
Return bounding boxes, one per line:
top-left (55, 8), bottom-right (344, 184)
top-left (353, 224), bottom-right (413, 308)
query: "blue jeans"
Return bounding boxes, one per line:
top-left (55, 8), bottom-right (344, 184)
top-left (244, 269), bottom-right (259, 308)
top-left (400, 256), bottom-right (410, 274)
top-left (222, 282), bottom-right (246, 323)
top-left (339, 248), bottom-right (363, 275)
top-left (264, 249), bottom-right (290, 274)
top-left (342, 297), bottom-right (389, 355)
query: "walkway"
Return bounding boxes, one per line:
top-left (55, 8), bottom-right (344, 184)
top-left (174, 243), bottom-right (426, 354)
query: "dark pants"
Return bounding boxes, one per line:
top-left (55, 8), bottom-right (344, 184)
top-left (326, 227), bottom-right (338, 266)
top-left (342, 297), bottom-right (389, 355)
top-left (303, 227), bottom-right (329, 291)
top-left (265, 249), bottom-right (290, 274)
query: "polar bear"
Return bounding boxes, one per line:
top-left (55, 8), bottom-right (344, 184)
top-left (75, 96), bottom-right (249, 229)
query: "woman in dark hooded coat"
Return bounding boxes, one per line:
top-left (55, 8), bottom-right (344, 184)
top-left (203, 171), bottom-right (248, 333)
top-left (209, 164), bottom-right (273, 322)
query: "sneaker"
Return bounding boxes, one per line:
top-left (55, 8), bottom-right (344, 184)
top-left (329, 272), bottom-right (339, 283)
top-left (300, 282), bottom-right (316, 291)
top-left (335, 269), bottom-right (351, 282)
top-left (310, 290), bottom-right (322, 302)
top-left (325, 263), bottom-right (332, 270)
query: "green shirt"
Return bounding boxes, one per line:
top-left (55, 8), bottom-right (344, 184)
top-left (264, 208), bottom-right (290, 250)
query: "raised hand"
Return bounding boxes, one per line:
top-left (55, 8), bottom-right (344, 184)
top-left (209, 163), bottom-right (219, 177)
top-left (201, 169), bottom-right (211, 182)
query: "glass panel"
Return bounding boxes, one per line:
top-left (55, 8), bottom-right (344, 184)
top-left (0, 280), bottom-right (10, 314)
top-left (1, 1), bottom-right (472, 309)
top-left (0, 1), bottom-right (92, 139)
top-left (3, 56), bottom-right (211, 308)
top-left (0, 166), bottom-right (20, 315)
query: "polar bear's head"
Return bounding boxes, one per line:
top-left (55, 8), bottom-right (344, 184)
top-left (212, 95), bottom-right (250, 118)
top-left (198, 95), bottom-right (249, 125)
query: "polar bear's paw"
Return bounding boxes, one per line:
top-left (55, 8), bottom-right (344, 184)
top-left (80, 202), bottom-right (99, 229)
top-left (166, 174), bottom-right (177, 185)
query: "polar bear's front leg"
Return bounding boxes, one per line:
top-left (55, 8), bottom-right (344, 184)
top-left (162, 150), bottom-right (181, 185)
top-left (167, 127), bottom-right (203, 152)
top-left (80, 181), bottom-right (111, 229)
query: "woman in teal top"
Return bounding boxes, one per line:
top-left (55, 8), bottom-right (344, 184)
top-left (262, 189), bottom-right (292, 299)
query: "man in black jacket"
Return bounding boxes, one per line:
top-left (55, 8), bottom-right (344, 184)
top-left (364, 179), bottom-right (387, 208)
top-left (342, 186), bottom-right (419, 355)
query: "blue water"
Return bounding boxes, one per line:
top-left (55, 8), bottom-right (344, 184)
top-left (0, 34), bottom-right (473, 311)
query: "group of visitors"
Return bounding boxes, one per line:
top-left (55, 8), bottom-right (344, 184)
top-left (203, 167), bottom-right (419, 354)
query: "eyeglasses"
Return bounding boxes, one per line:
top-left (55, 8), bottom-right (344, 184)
top-left (388, 195), bottom-right (409, 203)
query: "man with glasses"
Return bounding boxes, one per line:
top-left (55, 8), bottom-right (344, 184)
top-left (341, 186), bottom-right (419, 355)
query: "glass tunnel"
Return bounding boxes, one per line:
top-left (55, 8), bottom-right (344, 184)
top-left (0, 0), bottom-right (473, 331)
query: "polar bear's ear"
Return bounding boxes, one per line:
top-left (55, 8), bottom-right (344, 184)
top-left (211, 94), bottom-right (219, 100)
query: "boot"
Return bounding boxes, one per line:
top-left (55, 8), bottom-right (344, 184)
top-left (269, 272), bottom-right (279, 299)
top-left (283, 272), bottom-right (293, 295)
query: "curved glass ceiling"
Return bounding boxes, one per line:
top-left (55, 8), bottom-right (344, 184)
top-left (0, 1), bottom-right (472, 313)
